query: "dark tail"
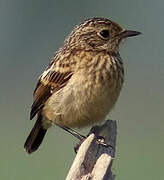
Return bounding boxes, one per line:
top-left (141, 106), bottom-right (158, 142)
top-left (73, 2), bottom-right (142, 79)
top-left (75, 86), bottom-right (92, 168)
top-left (24, 115), bottom-right (47, 154)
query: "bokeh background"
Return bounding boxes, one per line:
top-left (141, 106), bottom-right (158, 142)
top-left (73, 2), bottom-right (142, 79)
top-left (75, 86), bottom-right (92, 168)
top-left (0, 0), bottom-right (163, 179)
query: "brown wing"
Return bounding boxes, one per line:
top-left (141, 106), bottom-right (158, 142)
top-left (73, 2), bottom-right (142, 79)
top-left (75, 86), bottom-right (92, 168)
top-left (30, 69), bottom-right (73, 120)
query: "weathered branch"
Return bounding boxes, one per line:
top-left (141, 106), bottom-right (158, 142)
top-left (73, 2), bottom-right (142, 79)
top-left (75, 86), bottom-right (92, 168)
top-left (66, 120), bottom-right (117, 180)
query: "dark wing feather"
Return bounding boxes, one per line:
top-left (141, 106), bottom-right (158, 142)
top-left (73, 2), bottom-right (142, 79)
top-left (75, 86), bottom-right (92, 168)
top-left (30, 69), bottom-right (73, 120)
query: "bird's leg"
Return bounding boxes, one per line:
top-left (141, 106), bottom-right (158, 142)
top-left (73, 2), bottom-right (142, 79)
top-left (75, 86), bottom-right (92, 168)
top-left (56, 124), bottom-right (86, 141)
top-left (56, 123), bottom-right (114, 153)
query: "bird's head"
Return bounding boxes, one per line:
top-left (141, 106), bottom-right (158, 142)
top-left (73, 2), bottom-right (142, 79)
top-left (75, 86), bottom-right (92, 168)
top-left (65, 17), bottom-right (141, 54)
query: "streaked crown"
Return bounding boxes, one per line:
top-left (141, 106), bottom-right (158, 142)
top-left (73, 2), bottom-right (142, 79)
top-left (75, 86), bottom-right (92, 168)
top-left (64, 17), bottom-right (141, 54)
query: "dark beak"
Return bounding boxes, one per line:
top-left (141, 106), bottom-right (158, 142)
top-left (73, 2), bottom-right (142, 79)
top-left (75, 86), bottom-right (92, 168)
top-left (120, 30), bottom-right (141, 38)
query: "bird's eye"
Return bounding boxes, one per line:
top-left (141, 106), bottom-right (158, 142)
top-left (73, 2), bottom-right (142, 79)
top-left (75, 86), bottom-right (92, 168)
top-left (99, 30), bottom-right (110, 39)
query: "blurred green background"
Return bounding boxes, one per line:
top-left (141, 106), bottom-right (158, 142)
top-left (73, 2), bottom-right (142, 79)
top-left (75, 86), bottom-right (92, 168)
top-left (0, 0), bottom-right (163, 179)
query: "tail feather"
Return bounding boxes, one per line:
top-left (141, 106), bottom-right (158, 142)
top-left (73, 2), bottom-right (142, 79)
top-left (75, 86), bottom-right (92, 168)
top-left (24, 115), bottom-right (47, 154)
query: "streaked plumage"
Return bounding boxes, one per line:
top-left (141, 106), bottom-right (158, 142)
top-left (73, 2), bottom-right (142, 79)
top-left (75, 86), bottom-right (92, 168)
top-left (24, 17), bottom-right (141, 154)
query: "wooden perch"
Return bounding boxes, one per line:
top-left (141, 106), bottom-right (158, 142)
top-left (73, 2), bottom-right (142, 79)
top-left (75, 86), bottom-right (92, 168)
top-left (66, 120), bottom-right (117, 180)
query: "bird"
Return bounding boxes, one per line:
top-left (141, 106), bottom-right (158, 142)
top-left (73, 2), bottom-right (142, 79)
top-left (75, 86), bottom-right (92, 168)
top-left (24, 17), bottom-right (141, 154)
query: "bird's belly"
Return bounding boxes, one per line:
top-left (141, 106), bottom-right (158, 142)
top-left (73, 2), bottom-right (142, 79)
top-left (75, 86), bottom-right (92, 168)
top-left (43, 71), bottom-right (122, 128)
